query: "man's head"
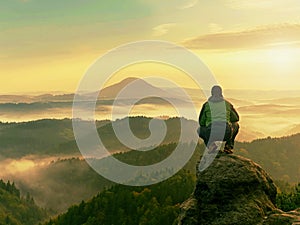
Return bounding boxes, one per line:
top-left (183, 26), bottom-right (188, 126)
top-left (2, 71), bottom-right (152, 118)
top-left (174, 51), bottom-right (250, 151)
top-left (211, 85), bottom-right (223, 97)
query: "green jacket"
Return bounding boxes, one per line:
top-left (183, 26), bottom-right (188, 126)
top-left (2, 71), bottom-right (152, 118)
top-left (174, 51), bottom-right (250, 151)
top-left (199, 96), bottom-right (239, 127)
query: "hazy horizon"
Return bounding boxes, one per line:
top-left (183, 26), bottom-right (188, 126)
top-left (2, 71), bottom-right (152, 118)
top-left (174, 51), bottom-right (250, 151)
top-left (1, 78), bottom-right (300, 142)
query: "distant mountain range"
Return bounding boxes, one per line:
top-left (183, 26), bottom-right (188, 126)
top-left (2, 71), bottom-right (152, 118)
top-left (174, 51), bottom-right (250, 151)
top-left (0, 93), bottom-right (74, 104)
top-left (3, 77), bottom-right (300, 104)
top-left (0, 77), bottom-right (300, 140)
top-left (0, 77), bottom-right (184, 103)
top-left (99, 77), bottom-right (173, 99)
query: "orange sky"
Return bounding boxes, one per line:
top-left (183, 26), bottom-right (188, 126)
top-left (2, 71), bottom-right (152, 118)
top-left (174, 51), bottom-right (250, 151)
top-left (1, 0), bottom-right (300, 93)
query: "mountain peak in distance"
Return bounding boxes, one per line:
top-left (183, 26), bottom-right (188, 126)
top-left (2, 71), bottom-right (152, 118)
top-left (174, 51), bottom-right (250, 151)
top-left (99, 77), bottom-right (171, 100)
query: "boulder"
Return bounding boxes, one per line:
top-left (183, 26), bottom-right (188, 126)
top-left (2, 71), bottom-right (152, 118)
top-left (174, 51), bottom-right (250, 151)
top-left (177, 154), bottom-right (300, 225)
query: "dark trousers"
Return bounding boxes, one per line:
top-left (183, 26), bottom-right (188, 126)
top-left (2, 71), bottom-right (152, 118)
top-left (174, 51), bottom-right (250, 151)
top-left (198, 122), bottom-right (239, 148)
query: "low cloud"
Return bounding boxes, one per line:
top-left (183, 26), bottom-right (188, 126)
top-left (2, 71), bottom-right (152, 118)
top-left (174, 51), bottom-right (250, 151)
top-left (0, 155), bottom-right (92, 212)
top-left (237, 104), bottom-right (300, 117)
top-left (182, 23), bottom-right (300, 50)
top-left (0, 156), bottom-right (56, 178)
top-left (152, 23), bottom-right (176, 37)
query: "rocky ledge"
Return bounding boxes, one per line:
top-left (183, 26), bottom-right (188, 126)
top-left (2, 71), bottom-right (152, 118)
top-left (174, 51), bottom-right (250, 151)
top-left (177, 154), bottom-right (300, 225)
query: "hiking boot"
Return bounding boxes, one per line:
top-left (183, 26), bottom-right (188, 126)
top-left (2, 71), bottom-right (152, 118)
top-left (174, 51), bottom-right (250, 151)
top-left (208, 143), bottom-right (218, 154)
top-left (224, 146), bottom-right (233, 154)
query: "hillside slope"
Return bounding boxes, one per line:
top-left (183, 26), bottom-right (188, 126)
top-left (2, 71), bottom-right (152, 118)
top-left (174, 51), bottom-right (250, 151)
top-left (0, 179), bottom-right (47, 225)
top-left (235, 134), bottom-right (300, 183)
top-left (44, 170), bottom-right (195, 225)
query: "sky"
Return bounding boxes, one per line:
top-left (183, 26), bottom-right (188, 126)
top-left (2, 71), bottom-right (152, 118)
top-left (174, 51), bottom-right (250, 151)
top-left (2, 0), bottom-right (300, 93)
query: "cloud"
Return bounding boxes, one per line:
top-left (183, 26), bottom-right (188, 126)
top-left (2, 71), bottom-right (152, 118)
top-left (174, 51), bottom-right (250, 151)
top-left (178, 0), bottom-right (198, 9)
top-left (4, 159), bottom-right (35, 173)
top-left (152, 23), bottom-right (176, 36)
top-left (0, 156), bottom-right (52, 177)
top-left (208, 23), bottom-right (223, 33)
top-left (225, 0), bottom-right (277, 9)
top-left (224, 0), bottom-right (299, 10)
top-left (182, 23), bottom-right (300, 50)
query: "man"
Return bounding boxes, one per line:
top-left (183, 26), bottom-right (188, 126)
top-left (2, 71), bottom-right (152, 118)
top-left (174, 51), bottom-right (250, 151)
top-left (198, 85), bottom-right (239, 154)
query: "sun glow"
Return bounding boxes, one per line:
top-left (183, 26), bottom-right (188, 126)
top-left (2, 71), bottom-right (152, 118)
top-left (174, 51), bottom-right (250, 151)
top-left (267, 47), bottom-right (299, 69)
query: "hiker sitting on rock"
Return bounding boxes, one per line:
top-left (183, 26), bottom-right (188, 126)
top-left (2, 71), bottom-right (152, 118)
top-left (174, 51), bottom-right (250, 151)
top-left (198, 85), bottom-right (239, 154)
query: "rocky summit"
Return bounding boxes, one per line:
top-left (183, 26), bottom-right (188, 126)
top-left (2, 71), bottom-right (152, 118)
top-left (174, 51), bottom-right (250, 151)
top-left (177, 154), bottom-right (300, 225)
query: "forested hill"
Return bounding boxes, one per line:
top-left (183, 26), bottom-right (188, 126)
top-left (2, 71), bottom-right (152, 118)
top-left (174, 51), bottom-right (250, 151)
top-left (0, 179), bottom-right (47, 225)
top-left (235, 133), bottom-right (300, 183)
top-left (0, 119), bottom-right (110, 158)
top-left (45, 170), bottom-right (195, 225)
top-left (1, 118), bottom-right (300, 222)
top-left (0, 117), bottom-right (193, 158)
top-left (1, 117), bottom-right (299, 178)
top-left (44, 151), bottom-right (300, 225)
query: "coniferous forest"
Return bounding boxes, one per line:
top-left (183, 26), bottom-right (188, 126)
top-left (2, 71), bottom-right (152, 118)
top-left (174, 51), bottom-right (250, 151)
top-left (0, 180), bottom-right (47, 225)
top-left (45, 170), bottom-right (195, 225)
